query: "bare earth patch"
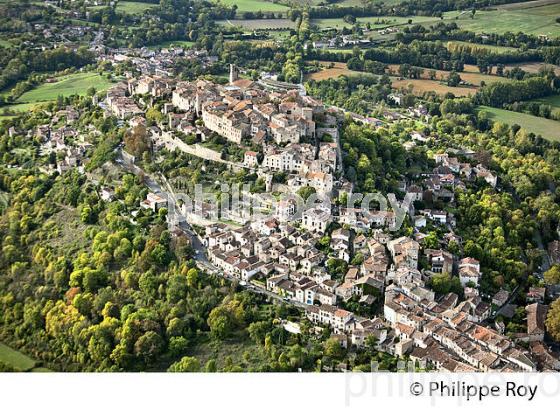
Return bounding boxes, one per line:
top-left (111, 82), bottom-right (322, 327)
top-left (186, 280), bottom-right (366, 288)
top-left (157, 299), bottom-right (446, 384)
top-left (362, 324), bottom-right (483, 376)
top-left (305, 62), bottom-right (362, 81)
top-left (504, 62), bottom-right (560, 76)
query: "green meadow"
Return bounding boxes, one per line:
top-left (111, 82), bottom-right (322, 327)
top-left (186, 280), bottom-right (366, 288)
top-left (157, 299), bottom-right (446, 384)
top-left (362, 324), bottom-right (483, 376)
top-left (530, 94), bottom-right (560, 114)
top-left (218, 0), bottom-right (289, 14)
top-left (148, 40), bottom-right (195, 49)
top-left (16, 72), bottom-right (112, 104)
top-left (443, 3), bottom-right (560, 37)
top-left (1, 72), bottom-right (113, 121)
top-left (446, 41), bottom-right (520, 54)
top-left (312, 15), bottom-right (441, 30)
top-left (480, 106), bottom-right (560, 142)
top-left (0, 342), bottom-right (36, 371)
top-left (116, 1), bottom-right (157, 15)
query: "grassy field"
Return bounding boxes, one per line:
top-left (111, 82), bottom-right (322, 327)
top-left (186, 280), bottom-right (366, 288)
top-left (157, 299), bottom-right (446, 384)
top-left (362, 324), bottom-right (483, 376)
top-left (386, 64), bottom-right (509, 86)
top-left (529, 94), bottom-right (560, 114)
top-left (495, 0), bottom-right (560, 9)
top-left (312, 15), bottom-right (440, 30)
top-left (339, 0), bottom-right (403, 4)
top-left (288, 0), bottom-right (403, 5)
top-left (330, 48), bottom-right (356, 54)
top-left (386, 63), bottom-right (513, 97)
top-left (480, 106), bottom-right (560, 141)
top-left (446, 41), bottom-right (519, 54)
top-left (304, 60), bottom-right (511, 96)
top-left (1, 72), bottom-right (112, 121)
top-left (70, 18), bottom-right (101, 28)
top-left (87, 5), bottom-right (107, 11)
top-left (219, 18), bottom-right (296, 30)
top-left (1, 102), bottom-right (44, 122)
top-left (1, 102), bottom-right (38, 113)
top-left (443, 2), bottom-right (560, 37)
top-left (16, 72), bottom-right (113, 104)
top-left (0, 342), bottom-right (36, 371)
top-left (266, 29), bottom-right (293, 40)
top-left (115, 1), bottom-right (156, 14)
top-left (148, 40), bottom-right (195, 49)
top-left (46, 208), bottom-right (91, 256)
top-left (392, 78), bottom-right (475, 97)
top-left (217, 0), bottom-right (289, 14)
top-left (219, 10), bottom-right (435, 32)
top-left (188, 331), bottom-right (267, 371)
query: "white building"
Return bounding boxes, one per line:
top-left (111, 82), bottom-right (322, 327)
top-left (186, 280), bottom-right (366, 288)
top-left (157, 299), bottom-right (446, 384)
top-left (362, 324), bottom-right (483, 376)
top-left (302, 206), bottom-right (331, 233)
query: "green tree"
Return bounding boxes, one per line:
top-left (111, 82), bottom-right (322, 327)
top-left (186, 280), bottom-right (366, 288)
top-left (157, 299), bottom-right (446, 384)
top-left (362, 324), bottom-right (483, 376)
top-left (169, 336), bottom-right (189, 356)
top-left (145, 107), bottom-right (164, 125)
top-left (167, 273), bottom-right (188, 303)
top-left (205, 359), bottom-right (217, 373)
top-left (544, 265), bottom-right (560, 285)
top-left (248, 321), bottom-right (270, 345)
top-left (187, 268), bottom-right (199, 288)
top-left (323, 337), bottom-right (344, 360)
top-left (134, 331), bottom-right (164, 364)
top-left (429, 272), bottom-right (462, 296)
top-left (81, 205), bottom-right (94, 223)
top-left (297, 186), bottom-right (316, 201)
top-left (287, 344), bottom-right (305, 368)
top-left (423, 231), bottom-right (439, 249)
top-left (207, 304), bottom-right (238, 340)
top-left (545, 298), bottom-right (560, 342)
top-left (168, 356), bottom-right (201, 372)
top-left (447, 71), bottom-right (461, 87)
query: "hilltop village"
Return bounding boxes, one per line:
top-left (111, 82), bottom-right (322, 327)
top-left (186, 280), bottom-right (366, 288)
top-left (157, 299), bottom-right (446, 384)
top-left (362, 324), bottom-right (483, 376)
top-left (16, 57), bottom-right (558, 373)
top-left (2, 0), bottom-right (560, 378)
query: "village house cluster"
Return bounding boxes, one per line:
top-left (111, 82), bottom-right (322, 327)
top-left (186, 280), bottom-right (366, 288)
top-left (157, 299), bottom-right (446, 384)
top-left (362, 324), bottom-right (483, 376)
top-left (87, 63), bottom-right (560, 372)
top-left (27, 106), bottom-right (93, 175)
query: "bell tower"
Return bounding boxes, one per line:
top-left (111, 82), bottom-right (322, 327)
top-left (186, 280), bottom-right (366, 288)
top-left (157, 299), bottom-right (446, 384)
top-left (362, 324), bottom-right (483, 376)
top-left (229, 64), bottom-right (239, 84)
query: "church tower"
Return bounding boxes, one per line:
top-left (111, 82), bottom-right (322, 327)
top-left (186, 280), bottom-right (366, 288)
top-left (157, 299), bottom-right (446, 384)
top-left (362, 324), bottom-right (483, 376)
top-left (229, 64), bottom-right (239, 84)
